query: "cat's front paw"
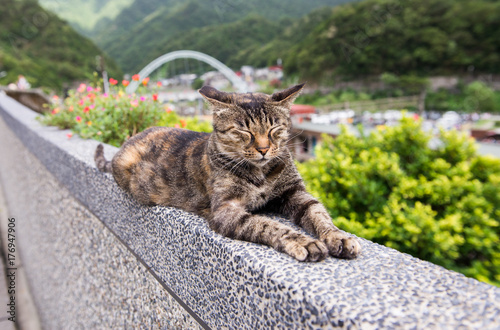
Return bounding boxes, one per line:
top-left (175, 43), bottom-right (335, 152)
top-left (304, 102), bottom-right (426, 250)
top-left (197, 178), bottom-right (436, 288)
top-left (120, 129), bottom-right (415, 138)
top-left (321, 230), bottom-right (361, 259)
top-left (281, 234), bottom-right (328, 262)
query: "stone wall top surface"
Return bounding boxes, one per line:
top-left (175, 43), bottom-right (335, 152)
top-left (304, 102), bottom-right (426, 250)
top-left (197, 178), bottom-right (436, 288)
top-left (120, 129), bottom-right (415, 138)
top-left (1, 91), bottom-right (499, 329)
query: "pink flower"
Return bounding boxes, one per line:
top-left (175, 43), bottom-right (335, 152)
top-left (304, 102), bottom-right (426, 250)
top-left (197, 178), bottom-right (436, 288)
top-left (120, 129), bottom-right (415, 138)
top-left (109, 78), bottom-right (118, 85)
top-left (77, 83), bottom-right (86, 93)
top-left (140, 96), bottom-right (146, 101)
top-left (157, 81), bottom-right (162, 87)
top-left (83, 106), bottom-right (90, 113)
top-left (75, 116), bottom-right (82, 123)
top-left (130, 100), bottom-right (139, 107)
top-left (78, 99), bottom-right (84, 106)
top-left (90, 104), bottom-right (95, 109)
top-left (87, 86), bottom-right (93, 92)
top-left (67, 132), bottom-right (73, 139)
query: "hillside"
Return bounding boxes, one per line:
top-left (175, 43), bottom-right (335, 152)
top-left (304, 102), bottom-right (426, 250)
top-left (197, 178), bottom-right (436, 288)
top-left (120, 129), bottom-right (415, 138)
top-left (91, 0), bottom-right (358, 73)
top-left (0, 0), bottom-right (122, 89)
top-left (281, 0), bottom-right (500, 80)
top-left (130, 15), bottom-right (284, 72)
top-left (32, 0), bottom-right (500, 84)
top-left (233, 8), bottom-right (336, 69)
top-left (39, 0), bottom-right (134, 37)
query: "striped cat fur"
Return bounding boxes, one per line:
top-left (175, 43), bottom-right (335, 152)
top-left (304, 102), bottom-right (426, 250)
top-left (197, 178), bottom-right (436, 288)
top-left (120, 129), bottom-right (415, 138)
top-left (95, 84), bottom-right (361, 261)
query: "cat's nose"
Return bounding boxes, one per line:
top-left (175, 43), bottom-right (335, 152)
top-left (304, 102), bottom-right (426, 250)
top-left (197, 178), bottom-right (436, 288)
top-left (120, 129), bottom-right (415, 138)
top-left (256, 146), bottom-right (269, 156)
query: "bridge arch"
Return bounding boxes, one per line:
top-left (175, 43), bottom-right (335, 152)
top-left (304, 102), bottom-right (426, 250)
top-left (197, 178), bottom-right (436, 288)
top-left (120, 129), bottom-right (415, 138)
top-left (125, 50), bottom-right (248, 94)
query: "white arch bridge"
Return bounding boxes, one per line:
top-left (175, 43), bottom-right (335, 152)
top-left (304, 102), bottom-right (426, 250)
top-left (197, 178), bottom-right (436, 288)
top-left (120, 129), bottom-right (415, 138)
top-left (125, 50), bottom-right (248, 94)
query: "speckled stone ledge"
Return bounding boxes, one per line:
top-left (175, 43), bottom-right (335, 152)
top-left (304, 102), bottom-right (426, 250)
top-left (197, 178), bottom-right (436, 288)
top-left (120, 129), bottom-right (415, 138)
top-left (0, 92), bottom-right (499, 329)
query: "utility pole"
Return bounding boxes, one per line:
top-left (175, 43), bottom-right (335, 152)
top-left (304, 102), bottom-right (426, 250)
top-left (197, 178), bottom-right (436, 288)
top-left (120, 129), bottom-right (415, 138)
top-left (96, 55), bottom-right (109, 94)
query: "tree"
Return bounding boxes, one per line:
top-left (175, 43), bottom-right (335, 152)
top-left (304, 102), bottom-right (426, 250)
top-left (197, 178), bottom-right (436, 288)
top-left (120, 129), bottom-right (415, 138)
top-left (381, 73), bottom-right (429, 114)
top-left (297, 118), bottom-right (500, 286)
top-left (463, 81), bottom-right (495, 112)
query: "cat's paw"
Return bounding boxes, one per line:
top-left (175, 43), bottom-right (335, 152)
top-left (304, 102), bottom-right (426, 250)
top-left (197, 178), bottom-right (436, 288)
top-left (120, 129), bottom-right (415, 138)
top-left (321, 230), bottom-right (361, 259)
top-left (281, 235), bottom-right (328, 262)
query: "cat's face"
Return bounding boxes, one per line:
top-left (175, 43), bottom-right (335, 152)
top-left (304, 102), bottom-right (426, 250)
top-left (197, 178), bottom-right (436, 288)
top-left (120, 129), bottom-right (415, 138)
top-left (199, 84), bottom-right (304, 166)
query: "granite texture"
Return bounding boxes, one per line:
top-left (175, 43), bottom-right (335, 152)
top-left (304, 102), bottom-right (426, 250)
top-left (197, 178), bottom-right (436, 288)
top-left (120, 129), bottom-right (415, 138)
top-left (0, 91), bottom-right (499, 329)
top-left (0, 98), bottom-right (203, 329)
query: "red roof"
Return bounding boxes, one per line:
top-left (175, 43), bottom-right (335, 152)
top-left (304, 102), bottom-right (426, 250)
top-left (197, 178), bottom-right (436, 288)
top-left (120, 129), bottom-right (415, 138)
top-left (291, 104), bottom-right (316, 115)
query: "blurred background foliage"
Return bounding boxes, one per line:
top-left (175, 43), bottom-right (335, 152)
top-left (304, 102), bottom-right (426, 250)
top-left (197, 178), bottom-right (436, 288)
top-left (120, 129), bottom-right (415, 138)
top-left (298, 118), bottom-right (500, 285)
top-left (40, 80), bottom-right (212, 147)
top-left (32, 0), bottom-right (500, 80)
top-left (0, 0), bottom-right (122, 90)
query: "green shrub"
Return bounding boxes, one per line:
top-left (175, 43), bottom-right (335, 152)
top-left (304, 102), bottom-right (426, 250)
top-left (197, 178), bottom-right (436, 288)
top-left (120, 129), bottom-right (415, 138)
top-left (426, 82), bottom-right (500, 113)
top-left (464, 81), bottom-right (496, 112)
top-left (156, 110), bottom-right (212, 133)
top-left (40, 79), bottom-right (212, 147)
top-left (298, 117), bottom-right (500, 286)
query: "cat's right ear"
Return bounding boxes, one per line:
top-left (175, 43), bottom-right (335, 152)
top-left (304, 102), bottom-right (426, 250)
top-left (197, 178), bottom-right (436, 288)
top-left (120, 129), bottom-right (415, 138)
top-left (198, 86), bottom-right (233, 111)
top-left (270, 83), bottom-right (305, 106)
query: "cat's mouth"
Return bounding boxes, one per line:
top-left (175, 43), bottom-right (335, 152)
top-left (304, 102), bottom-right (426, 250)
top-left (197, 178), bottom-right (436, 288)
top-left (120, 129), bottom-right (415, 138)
top-left (252, 155), bottom-right (272, 165)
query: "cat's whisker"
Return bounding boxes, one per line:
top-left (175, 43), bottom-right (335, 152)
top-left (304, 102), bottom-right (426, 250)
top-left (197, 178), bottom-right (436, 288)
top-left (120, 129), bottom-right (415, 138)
top-left (274, 154), bottom-right (287, 166)
top-left (210, 152), bottom-right (240, 158)
top-left (285, 129), bottom-right (304, 143)
top-left (287, 135), bottom-right (304, 143)
top-left (286, 141), bottom-right (309, 147)
top-left (228, 158), bottom-right (248, 175)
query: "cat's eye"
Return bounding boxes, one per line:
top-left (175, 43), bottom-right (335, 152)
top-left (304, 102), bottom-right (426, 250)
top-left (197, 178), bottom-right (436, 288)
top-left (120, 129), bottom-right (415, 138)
top-left (268, 126), bottom-right (285, 141)
top-left (231, 129), bottom-right (254, 143)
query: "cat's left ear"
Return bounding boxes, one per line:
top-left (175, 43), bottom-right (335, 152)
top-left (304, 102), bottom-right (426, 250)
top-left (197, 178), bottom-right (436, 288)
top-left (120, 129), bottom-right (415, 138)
top-left (270, 83), bottom-right (305, 107)
top-left (198, 86), bottom-right (233, 110)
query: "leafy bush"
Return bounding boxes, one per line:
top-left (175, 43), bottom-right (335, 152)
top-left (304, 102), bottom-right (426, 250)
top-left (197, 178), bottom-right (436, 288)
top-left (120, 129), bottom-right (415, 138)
top-left (40, 79), bottom-right (212, 147)
top-left (426, 82), bottom-right (500, 113)
top-left (296, 88), bottom-right (392, 107)
top-left (464, 81), bottom-right (496, 112)
top-left (297, 118), bottom-right (500, 286)
top-left (156, 110), bottom-right (212, 133)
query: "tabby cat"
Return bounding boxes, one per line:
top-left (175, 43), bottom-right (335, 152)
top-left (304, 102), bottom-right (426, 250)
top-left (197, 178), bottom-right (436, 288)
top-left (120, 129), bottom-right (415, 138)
top-left (95, 84), bottom-right (361, 262)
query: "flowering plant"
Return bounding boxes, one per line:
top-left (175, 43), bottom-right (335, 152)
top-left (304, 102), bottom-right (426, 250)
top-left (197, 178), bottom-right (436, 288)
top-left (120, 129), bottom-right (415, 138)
top-left (41, 78), bottom-right (212, 147)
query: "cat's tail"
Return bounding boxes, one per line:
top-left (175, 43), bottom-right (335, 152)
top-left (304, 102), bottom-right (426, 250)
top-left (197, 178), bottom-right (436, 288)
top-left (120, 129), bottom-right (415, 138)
top-left (94, 144), bottom-right (112, 173)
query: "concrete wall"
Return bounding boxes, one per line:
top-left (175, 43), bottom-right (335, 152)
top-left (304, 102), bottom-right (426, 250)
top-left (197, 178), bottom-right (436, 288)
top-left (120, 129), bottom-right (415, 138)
top-left (0, 91), bottom-right (499, 329)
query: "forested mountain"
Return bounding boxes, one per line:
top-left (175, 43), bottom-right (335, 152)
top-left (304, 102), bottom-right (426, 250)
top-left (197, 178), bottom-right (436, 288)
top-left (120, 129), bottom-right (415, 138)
top-left (34, 0), bottom-right (500, 83)
top-left (144, 8), bottom-right (337, 71)
top-left (0, 0), bottom-right (121, 89)
top-left (89, 0), bottom-right (357, 73)
top-left (128, 0), bottom-right (500, 81)
top-left (39, 0), bottom-right (133, 37)
top-left (280, 0), bottom-right (500, 80)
